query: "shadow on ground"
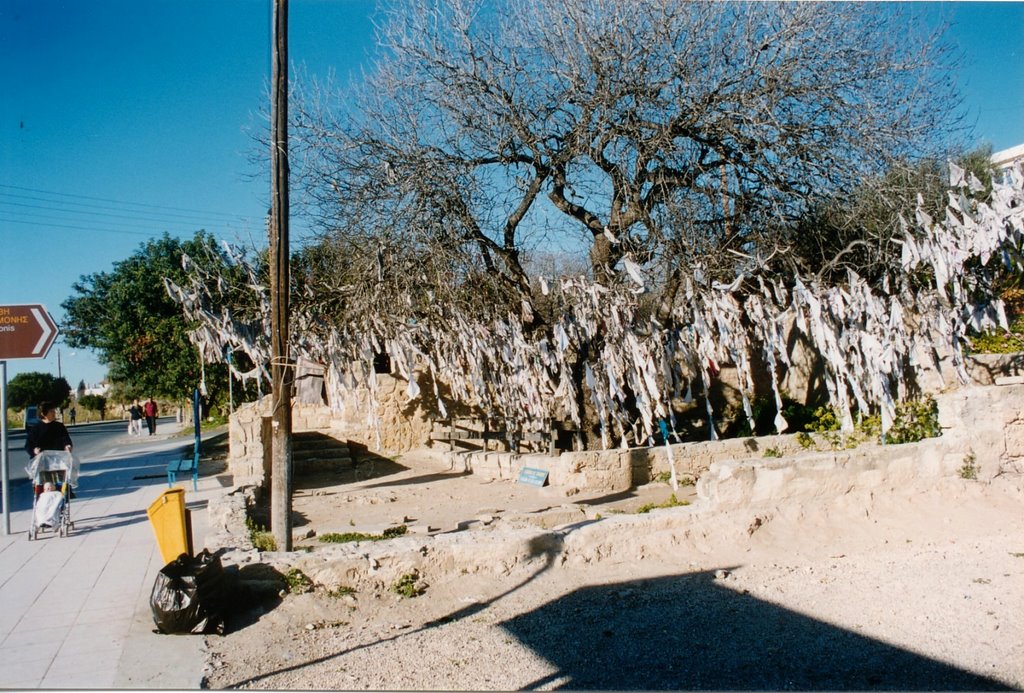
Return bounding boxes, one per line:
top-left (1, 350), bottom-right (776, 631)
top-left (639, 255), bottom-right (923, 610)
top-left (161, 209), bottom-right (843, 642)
top-left (501, 569), bottom-right (1011, 691)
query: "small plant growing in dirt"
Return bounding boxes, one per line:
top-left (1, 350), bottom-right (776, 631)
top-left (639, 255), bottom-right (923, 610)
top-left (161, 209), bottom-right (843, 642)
top-left (391, 570), bottom-right (425, 599)
top-left (382, 525), bottom-right (408, 539)
top-left (763, 447), bottom-right (782, 458)
top-left (285, 568), bottom-right (314, 594)
top-left (327, 584), bottom-right (357, 598)
top-left (246, 517), bottom-right (277, 552)
top-left (320, 525), bottom-right (408, 544)
top-left (795, 432), bottom-right (815, 449)
top-left (959, 451), bottom-right (979, 480)
top-left (635, 494), bottom-right (690, 514)
top-left (320, 531), bottom-right (379, 544)
top-left (654, 470), bottom-right (694, 486)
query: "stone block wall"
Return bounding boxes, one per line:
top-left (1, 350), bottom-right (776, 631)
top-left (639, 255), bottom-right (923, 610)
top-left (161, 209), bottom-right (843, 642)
top-left (455, 382), bottom-right (1024, 499)
top-left (934, 383), bottom-right (1024, 477)
top-left (696, 383), bottom-right (1024, 509)
top-left (229, 355), bottom-right (1024, 499)
top-left (227, 373), bottom-right (437, 483)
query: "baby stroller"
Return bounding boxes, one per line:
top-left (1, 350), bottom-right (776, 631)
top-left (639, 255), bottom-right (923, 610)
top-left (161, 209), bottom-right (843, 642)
top-left (25, 451), bottom-right (80, 540)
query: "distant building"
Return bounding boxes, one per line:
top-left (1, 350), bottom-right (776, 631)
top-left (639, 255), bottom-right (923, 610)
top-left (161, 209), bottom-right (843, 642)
top-left (991, 143), bottom-right (1024, 183)
top-left (83, 382), bottom-right (110, 397)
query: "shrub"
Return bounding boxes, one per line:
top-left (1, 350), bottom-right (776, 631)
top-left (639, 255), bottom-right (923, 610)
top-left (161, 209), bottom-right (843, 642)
top-left (391, 571), bottom-right (424, 599)
top-left (801, 396), bottom-right (939, 447)
top-left (635, 494), bottom-right (690, 514)
top-left (321, 524), bottom-right (408, 544)
top-left (285, 568), bottom-right (314, 594)
top-left (968, 314), bottom-right (1024, 354)
top-left (959, 451), bottom-right (979, 480)
top-left (884, 396), bottom-right (940, 444)
top-left (246, 517), bottom-right (277, 552)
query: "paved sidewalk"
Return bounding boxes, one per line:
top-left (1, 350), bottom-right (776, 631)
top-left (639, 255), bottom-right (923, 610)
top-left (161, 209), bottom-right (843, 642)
top-left (0, 423), bottom-right (226, 689)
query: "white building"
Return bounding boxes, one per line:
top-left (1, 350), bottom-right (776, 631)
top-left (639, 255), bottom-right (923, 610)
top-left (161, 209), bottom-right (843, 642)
top-left (992, 143), bottom-right (1024, 182)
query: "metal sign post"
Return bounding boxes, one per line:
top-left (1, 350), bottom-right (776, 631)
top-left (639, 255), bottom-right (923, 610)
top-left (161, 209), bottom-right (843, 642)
top-left (2, 361), bottom-right (9, 534)
top-left (0, 304), bottom-right (60, 535)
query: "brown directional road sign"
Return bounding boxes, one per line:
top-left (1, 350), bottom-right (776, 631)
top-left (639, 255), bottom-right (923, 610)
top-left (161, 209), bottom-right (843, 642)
top-left (0, 304), bottom-right (60, 360)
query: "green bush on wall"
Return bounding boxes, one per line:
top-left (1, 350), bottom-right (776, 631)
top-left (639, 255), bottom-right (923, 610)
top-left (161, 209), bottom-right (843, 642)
top-left (801, 395), bottom-right (940, 447)
top-left (968, 314), bottom-right (1024, 354)
top-left (884, 396), bottom-right (941, 444)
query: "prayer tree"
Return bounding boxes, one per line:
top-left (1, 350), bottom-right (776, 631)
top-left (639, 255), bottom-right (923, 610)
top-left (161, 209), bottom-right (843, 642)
top-left (168, 0), bottom-right (1023, 449)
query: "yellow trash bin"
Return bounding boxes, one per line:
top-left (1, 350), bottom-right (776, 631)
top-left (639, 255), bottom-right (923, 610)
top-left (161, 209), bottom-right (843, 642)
top-left (147, 488), bottom-right (193, 565)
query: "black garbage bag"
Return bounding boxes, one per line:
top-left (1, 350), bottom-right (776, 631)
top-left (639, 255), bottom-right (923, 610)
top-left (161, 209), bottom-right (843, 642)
top-left (150, 549), bottom-right (227, 634)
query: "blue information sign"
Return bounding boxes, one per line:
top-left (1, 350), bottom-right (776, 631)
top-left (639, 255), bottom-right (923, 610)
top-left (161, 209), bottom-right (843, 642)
top-left (517, 466), bottom-right (549, 487)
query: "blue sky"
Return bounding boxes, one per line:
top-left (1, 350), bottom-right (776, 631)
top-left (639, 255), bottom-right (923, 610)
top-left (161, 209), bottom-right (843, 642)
top-left (1, 0), bottom-right (1022, 390)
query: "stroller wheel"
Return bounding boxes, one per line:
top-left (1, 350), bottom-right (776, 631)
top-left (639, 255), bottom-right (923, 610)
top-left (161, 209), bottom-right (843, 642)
top-left (27, 529), bottom-right (32, 541)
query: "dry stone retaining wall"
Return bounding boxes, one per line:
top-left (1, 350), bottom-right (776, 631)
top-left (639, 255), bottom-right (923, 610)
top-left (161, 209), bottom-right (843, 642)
top-left (208, 382), bottom-right (1024, 598)
top-left (227, 374), bottom-right (435, 480)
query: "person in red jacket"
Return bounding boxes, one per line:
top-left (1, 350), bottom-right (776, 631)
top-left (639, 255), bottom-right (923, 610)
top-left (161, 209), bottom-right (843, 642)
top-left (144, 397), bottom-right (159, 435)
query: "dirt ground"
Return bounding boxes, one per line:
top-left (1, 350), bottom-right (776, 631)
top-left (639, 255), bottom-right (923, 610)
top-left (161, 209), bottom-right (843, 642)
top-left (198, 444), bottom-right (1024, 691)
top-left (282, 454), bottom-right (695, 544)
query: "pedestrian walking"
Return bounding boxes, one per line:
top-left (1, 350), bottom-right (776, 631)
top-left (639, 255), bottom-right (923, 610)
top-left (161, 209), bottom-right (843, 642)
top-left (128, 399), bottom-right (143, 436)
top-left (144, 397), bottom-right (159, 435)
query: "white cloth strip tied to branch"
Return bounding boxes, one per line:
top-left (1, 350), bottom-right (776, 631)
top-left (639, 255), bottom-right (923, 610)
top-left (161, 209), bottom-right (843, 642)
top-left (166, 163), bottom-right (1024, 449)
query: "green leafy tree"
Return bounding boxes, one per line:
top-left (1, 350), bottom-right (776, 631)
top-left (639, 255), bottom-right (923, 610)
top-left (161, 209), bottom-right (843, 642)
top-left (7, 372), bottom-right (72, 409)
top-left (61, 232), bottom-right (233, 404)
top-left (104, 380), bottom-right (144, 408)
top-left (77, 393), bottom-right (108, 420)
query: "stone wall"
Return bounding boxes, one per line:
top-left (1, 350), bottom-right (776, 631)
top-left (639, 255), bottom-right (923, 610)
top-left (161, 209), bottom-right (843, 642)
top-left (208, 382), bottom-right (1024, 597)
top-left (696, 383), bottom-right (1024, 509)
top-left (227, 373), bottom-right (436, 481)
top-left (228, 347), bottom-right (1024, 497)
top-left (458, 383), bottom-right (1024, 499)
top-left (462, 431), bottom-right (823, 496)
top-left (934, 382), bottom-right (1024, 477)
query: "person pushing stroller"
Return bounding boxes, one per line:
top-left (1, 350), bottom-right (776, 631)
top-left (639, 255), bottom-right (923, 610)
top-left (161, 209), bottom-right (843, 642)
top-left (25, 401), bottom-right (74, 497)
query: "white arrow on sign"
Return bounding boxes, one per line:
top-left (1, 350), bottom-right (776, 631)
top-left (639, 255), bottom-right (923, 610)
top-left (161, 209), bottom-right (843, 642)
top-left (30, 307), bottom-right (54, 355)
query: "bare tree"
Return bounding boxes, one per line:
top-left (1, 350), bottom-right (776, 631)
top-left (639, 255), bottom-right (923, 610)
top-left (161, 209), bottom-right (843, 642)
top-left (276, 0), bottom-right (968, 445)
top-left (295, 0), bottom-right (959, 293)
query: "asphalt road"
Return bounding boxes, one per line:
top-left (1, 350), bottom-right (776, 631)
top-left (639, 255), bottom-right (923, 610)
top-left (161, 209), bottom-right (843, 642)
top-left (3, 415), bottom-right (177, 484)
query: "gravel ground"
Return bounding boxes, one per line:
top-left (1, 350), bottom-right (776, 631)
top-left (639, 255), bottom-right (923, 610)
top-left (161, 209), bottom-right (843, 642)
top-left (202, 475), bottom-right (1024, 691)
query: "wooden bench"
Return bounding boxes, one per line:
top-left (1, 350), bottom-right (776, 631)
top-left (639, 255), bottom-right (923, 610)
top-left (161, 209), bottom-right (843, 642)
top-left (430, 419), bottom-right (580, 456)
top-left (166, 456), bottom-right (198, 491)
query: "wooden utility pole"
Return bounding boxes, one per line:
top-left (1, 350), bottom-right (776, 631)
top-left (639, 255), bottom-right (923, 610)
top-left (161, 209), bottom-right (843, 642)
top-left (269, 0), bottom-right (293, 551)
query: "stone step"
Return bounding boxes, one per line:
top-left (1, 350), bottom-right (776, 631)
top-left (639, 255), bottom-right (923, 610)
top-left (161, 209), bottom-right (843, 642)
top-left (292, 432), bottom-right (352, 469)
